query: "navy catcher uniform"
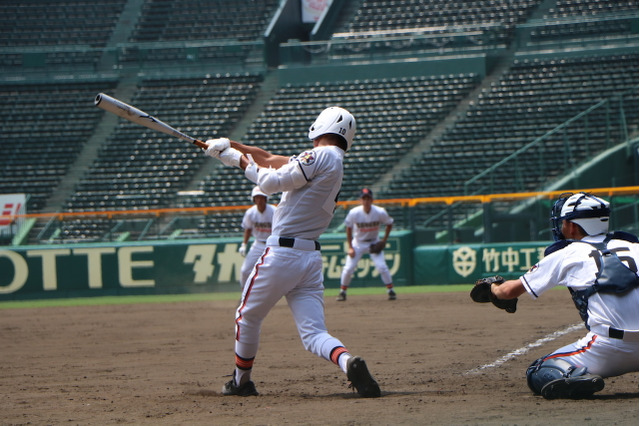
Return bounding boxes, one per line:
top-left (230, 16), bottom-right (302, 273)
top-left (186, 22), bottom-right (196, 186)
top-left (338, 188), bottom-right (395, 301)
top-left (204, 107), bottom-right (381, 398)
top-left (238, 186), bottom-right (274, 289)
top-left (482, 192), bottom-right (638, 399)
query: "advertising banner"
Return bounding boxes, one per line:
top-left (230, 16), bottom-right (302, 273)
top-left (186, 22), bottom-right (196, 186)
top-left (301, 0), bottom-right (330, 23)
top-left (415, 242), bottom-right (549, 284)
top-left (0, 231), bottom-right (411, 300)
top-left (0, 194), bottom-right (26, 241)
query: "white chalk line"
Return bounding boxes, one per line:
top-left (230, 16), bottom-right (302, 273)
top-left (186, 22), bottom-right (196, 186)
top-left (464, 323), bottom-right (584, 375)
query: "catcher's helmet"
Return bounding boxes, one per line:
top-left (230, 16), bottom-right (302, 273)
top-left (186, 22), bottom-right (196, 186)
top-left (550, 192), bottom-right (610, 240)
top-left (308, 106), bottom-right (356, 151)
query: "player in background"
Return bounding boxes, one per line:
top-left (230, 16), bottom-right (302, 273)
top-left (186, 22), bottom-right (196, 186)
top-left (480, 192), bottom-right (638, 399)
top-left (238, 186), bottom-right (275, 289)
top-left (203, 107), bottom-right (381, 398)
top-left (337, 188), bottom-right (396, 301)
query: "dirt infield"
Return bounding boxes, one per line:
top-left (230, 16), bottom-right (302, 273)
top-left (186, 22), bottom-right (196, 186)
top-left (1, 289), bottom-right (637, 425)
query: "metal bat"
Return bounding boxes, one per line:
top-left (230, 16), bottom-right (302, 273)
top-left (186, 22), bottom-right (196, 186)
top-left (94, 93), bottom-right (208, 149)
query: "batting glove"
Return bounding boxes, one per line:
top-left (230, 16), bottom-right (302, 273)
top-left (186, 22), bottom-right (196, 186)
top-left (204, 137), bottom-right (230, 158)
top-left (218, 147), bottom-right (243, 168)
top-left (238, 243), bottom-right (247, 257)
top-left (244, 154), bottom-right (259, 183)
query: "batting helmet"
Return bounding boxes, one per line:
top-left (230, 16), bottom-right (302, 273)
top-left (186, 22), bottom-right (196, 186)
top-left (550, 192), bottom-right (610, 240)
top-left (308, 106), bottom-right (356, 151)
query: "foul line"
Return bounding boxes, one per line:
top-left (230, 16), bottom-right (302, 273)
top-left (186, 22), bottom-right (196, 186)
top-left (464, 323), bottom-right (584, 375)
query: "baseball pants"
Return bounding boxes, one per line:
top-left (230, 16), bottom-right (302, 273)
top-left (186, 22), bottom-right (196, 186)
top-left (234, 243), bottom-right (346, 363)
top-left (544, 331), bottom-right (638, 378)
top-left (240, 241), bottom-right (266, 289)
top-left (341, 242), bottom-right (392, 287)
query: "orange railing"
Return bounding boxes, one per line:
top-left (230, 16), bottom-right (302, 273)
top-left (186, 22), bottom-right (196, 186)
top-left (2, 186), bottom-right (637, 222)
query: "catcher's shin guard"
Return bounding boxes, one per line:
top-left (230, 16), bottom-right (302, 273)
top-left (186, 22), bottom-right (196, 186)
top-left (526, 356), bottom-right (604, 399)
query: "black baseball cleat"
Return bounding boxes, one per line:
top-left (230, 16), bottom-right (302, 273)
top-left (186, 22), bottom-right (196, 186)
top-left (336, 291), bottom-right (346, 302)
top-left (541, 374), bottom-right (604, 399)
top-left (222, 379), bottom-right (259, 396)
top-left (388, 290), bottom-right (396, 300)
top-left (346, 356), bottom-right (381, 398)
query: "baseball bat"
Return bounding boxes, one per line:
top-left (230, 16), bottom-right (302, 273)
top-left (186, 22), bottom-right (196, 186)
top-left (94, 93), bottom-right (208, 149)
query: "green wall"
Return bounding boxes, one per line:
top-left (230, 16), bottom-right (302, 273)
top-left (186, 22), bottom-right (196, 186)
top-left (0, 231), bottom-right (413, 300)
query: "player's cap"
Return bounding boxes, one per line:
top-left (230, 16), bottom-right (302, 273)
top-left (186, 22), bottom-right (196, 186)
top-left (360, 188), bottom-right (373, 198)
top-left (251, 186), bottom-right (268, 200)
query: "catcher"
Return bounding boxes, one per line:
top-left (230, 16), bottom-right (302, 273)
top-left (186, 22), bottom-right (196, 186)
top-left (470, 192), bottom-right (638, 399)
top-left (338, 188), bottom-right (396, 301)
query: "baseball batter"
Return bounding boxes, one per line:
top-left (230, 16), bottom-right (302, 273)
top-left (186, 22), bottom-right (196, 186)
top-left (238, 186), bottom-right (275, 289)
top-left (204, 107), bottom-right (381, 398)
top-left (338, 188), bottom-right (396, 301)
top-left (474, 192), bottom-right (639, 399)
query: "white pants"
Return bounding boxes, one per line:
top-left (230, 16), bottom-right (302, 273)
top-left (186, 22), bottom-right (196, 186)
top-left (240, 241), bottom-right (266, 289)
top-left (545, 331), bottom-right (638, 378)
top-left (340, 241), bottom-right (392, 287)
top-left (235, 244), bottom-right (346, 363)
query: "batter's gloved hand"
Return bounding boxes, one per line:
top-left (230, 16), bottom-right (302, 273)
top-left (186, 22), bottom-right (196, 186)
top-left (470, 275), bottom-right (518, 313)
top-left (204, 138), bottom-right (230, 158)
top-left (218, 147), bottom-right (243, 168)
top-left (238, 243), bottom-right (247, 257)
top-left (369, 241), bottom-right (386, 254)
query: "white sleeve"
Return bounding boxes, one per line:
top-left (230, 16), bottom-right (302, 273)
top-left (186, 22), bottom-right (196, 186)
top-left (256, 159), bottom-right (309, 195)
top-left (344, 209), bottom-right (355, 227)
top-left (241, 208), bottom-right (252, 230)
top-left (380, 207), bottom-right (394, 225)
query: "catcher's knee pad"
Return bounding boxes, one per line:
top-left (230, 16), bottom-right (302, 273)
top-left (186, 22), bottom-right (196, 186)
top-left (526, 356), bottom-right (589, 395)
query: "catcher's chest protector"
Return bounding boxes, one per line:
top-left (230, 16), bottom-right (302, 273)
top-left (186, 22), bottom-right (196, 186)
top-left (568, 235), bottom-right (639, 327)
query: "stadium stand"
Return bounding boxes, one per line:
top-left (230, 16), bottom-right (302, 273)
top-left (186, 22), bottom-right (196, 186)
top-left (120, 0), bottom-right (280, 64)
top-left (0, 80), bottom-right (118, 212)
top-left (0, 0), bottom-right (126, 69)
top-left (381, 52), bottom-right (639, 229)
top-left (328, 0), bottom-right (544, 59)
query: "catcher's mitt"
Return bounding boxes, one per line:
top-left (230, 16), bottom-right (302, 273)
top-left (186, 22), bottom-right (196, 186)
top-left (470, 275), bottom-right (518, 313)
top-left (369, 241), bottom-right (386, 254)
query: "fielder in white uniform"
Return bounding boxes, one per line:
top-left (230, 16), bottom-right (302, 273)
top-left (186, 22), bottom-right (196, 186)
top-left (238, 186), bottom-right (275, 289)
top-left (337, 188), bottom-right (396, 301)
top-left (488, 192), bottom-right (638, 399)
top-left (203, 107), bottom-right (381, 398)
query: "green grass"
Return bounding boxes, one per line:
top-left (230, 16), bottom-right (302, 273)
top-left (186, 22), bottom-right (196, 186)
top-left (0, 285), bottom-right (471, 310)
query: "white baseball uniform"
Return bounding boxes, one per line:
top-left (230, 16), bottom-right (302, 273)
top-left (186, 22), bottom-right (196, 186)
top-left (239, 204), bottom-right (275, 288)
top-left (521, 234), bottom-right (639, 378)
top-left (341, 204), bottom-right (394, 287)
top-left (234, 145), bottom-right (352, 376)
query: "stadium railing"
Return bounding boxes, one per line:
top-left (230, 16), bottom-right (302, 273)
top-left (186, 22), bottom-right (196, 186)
top-left (2, 186), bottom-right (637, 246)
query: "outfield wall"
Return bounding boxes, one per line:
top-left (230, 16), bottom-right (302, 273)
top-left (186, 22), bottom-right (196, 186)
top-left (0, 230), bottom-right (553, 300)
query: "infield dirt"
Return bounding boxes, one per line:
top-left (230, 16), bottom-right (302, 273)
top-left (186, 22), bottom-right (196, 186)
top-left (1, 289), bottom-right (637, 425)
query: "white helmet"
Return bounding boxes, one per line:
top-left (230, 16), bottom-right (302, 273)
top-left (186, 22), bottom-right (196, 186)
top-left (551, 192), bottom-right (610, 240)
top-left (308, 106), bottom-right (356, 151)
top-left (251, 186), bottom-right (268, 200)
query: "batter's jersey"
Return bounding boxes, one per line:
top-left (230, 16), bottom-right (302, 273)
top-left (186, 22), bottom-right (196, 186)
top-left (255, 145), bottom-right (344, 240)
top-left (521, 235), bottom-right (639, 331)
top-left (344, 205), bottom-right (394, 243)
top-left (241, 204), bottom-right (275, 242)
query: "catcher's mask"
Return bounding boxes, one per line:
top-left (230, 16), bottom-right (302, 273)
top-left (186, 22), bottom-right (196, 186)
top-left (308, 106), bottom-right (356, 151)
top-left (550, 192), bottom-right (610, 241)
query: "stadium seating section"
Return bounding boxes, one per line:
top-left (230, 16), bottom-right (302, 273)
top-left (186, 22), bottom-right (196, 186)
top-left (0, 80), bottom-right (117, 211)
top-left (0, 0), bottom-right (636, 243)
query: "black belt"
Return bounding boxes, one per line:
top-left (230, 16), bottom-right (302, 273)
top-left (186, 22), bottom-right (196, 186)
top-left (609, 327), bottom-right (625, 339)
top-left (278, 237), bottom-right (321, 250)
